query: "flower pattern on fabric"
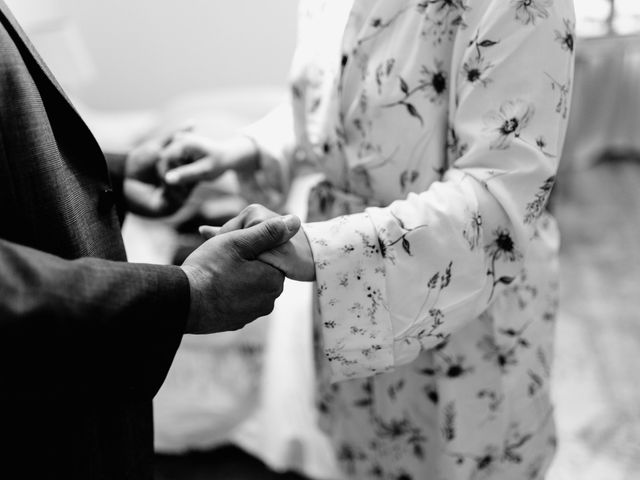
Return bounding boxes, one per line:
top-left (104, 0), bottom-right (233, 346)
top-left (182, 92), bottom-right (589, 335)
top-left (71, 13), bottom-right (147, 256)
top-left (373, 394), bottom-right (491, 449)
top-left (512, 0), bottom-right (553, 25)
top-left (246, 0), bottom-right (575, 478)
top-left (383, 62), bottom-right (449, 124)
top-left (554, 17), bottom-right (575, 52)
top-left (482, 100), bottom-right (535, 150)
top-left (461, 54), bottom-right (494, 88)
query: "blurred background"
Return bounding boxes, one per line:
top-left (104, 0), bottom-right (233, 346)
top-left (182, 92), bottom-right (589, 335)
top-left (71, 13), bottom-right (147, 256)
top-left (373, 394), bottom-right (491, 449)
top-left (5, 0), bottom-right (640, 479)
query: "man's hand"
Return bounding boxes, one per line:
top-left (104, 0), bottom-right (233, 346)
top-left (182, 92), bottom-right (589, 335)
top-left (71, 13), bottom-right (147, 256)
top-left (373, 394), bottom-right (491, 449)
top-left (123, 127), bottom-right (194, 217)
top-left (180, 214), bottom-right (302, 334)
top-left (199, 204), bottom-right (316, 282)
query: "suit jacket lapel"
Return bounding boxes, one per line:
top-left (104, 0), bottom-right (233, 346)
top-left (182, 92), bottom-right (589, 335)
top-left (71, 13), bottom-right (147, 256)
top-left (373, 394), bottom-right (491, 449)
top-left (0, 0), bottom-right (75, 104)
top-left (0, 0), bottom-right (111, 181)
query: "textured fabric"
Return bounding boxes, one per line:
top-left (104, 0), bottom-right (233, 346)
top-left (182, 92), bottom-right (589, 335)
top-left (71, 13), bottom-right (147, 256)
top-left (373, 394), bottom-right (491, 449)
top-left (0, 2), bottom-right (118, 259)
top-left (0, 2), bottom-right (189, 478)
top-left (244, 0), bottom-right (575, 478)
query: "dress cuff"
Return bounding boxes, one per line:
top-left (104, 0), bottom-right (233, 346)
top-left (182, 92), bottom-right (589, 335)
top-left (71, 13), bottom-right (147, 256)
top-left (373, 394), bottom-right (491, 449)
top-left (302, 213), bottom-right (396, 382)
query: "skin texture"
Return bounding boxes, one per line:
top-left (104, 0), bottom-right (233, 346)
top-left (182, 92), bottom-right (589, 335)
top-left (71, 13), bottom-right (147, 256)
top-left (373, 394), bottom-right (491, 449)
top-left (199, 204), bottom-right (316, 282)
top-left (181, 214), bottom-right (302, 333)
top-left (143, 130), bottom-right (315, 282)
top-left (124, 131), bottom-right (303, 332)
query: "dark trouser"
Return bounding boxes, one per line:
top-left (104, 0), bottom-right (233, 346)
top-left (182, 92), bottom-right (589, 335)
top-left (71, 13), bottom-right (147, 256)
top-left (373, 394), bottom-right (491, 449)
top-left (155, 445), bottom-right (310, 480)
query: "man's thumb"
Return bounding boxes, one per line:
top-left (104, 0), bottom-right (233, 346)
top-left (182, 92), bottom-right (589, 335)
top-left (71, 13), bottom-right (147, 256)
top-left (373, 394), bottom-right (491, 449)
top-left (230, 215), bottom-right (301, 259)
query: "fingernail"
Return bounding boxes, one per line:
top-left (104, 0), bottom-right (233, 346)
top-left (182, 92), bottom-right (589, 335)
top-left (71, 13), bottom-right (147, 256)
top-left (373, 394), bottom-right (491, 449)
top-left (198, 225), bottom-right (220, 239)
top-left (165, 171), bottom-right (178, 184)
top-left (282, 214), bottom-right (299, 233)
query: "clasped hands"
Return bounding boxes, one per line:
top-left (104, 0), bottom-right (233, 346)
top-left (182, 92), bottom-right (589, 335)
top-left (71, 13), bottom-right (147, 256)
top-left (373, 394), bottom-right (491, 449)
top-left (123, 129), bottom-right (315, 335)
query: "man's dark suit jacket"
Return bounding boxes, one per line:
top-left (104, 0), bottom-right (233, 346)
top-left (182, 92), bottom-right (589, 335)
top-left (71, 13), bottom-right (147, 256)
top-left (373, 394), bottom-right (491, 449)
top-left (0, 3), bottom-right (190, 478)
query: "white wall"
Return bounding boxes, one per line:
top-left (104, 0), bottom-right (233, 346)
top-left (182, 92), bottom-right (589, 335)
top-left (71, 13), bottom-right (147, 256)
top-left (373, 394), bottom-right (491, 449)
top-left (58, 0), bottom-right (298, 110)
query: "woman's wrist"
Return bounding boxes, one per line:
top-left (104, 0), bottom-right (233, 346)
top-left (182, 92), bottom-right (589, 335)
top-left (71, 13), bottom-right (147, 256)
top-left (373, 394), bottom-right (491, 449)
top-left (221, 135), bottom-right (261, 173)
top-left (298, 226), bottom-right (316, 281)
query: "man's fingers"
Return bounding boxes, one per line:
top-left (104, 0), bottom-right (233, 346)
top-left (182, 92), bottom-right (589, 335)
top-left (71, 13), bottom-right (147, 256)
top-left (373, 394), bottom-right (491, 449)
top-left (164, 159), bottom-right (212, 186)
top-left (229, 215), bottom-right (301, 259)
top-left (198, 225), bottom-right (221, 239)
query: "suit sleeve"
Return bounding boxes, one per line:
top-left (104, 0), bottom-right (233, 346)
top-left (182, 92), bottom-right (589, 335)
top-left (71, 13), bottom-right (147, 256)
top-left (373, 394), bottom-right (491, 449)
top-left (0, 238), bottom-right (189, 400)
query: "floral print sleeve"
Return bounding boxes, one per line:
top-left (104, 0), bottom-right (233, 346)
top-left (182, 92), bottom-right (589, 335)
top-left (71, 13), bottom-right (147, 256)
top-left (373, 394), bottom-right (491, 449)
top-left (302, 0), bottom-right (575, 382)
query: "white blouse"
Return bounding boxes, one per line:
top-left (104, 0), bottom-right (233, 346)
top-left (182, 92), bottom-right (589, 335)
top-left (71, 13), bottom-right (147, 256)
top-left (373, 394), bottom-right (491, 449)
top-left (245, 0), bottom-right (575, 478)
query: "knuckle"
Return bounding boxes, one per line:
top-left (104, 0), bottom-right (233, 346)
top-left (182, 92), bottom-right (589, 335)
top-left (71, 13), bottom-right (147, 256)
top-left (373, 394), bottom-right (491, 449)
top-left (274, 278), bottom-right (285, 296)
top-left (262, 220), bottom-right (281, 241)
top-left (231, 237), bottom-right (251, 255)
top-left (261, 271), bottom-right (284, 296)
top-left (244, 203), bottom-right (262, 216)
top-left (228, 323), bottom-right (243, 332)
top-left (258, 300), bottom-right (276, 317)
top-left (271, 268), bottom-right (285, 287)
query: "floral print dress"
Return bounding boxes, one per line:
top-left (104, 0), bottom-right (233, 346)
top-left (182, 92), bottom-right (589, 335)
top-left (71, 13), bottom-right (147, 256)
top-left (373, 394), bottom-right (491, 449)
top-left (244, 0), bottom-right (575, 479)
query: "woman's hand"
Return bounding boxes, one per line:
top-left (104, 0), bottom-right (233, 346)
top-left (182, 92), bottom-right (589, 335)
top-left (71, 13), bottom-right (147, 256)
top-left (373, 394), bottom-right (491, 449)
top-left (123, 126), bottom-right (195, 217)
top-left (121, 130), bottom-right (261, 217)
top-left (199, 204), bottom-right (316, 282)
top-left (162, 133), bottom-right (260, 187)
